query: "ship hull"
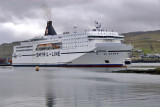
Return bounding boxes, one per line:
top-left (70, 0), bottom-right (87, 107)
top-left (12, 43), bottom-right (132, 67)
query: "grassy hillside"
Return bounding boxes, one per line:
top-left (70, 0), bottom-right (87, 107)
top-left (123, 30), bottom-right (160, 55)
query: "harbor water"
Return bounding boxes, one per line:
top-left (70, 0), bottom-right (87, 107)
top-left (0, 65), bottom-right (160, 107)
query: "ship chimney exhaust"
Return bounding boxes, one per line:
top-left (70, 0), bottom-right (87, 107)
top-left (45, 21), bottom-right (57, 36)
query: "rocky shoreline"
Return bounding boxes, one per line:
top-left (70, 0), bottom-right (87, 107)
top-left (113, 67), bottom-right (160, 75)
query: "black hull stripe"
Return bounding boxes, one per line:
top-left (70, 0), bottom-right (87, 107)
top-left (22, 54), bottom-right (36, 56)
top-left (61, 51), bottom-right (95, 54)
top-left (61, 50), bottom-right (131, 54)
top-left (108, 50), bottom-right (131, 52)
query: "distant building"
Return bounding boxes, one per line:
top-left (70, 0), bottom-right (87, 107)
top-left (133, 49), bottom-right (142, 52)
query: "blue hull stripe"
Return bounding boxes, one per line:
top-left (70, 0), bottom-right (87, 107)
top-left (12, 64), bottom-right (124, 67)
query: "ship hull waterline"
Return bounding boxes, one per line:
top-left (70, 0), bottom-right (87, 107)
top-left (12, 64), bottom-right (125, 67)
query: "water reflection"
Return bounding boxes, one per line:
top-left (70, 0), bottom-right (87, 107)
top-left (1, 66), bottom-right (160, 107)
top-left (45, 93), bottom-right (55, 107)
top-left (45, 72), bottom-right (56, 107)
top-left (41, 67), bottom-right (160, 107)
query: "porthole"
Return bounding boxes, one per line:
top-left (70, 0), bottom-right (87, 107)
top-left (105, 60), bottom-right (110, 63)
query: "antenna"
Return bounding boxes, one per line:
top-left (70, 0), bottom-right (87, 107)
top-left (74, 25), bottom-right (77, 33)
top-left (95, 21), bottom-right (101, 29)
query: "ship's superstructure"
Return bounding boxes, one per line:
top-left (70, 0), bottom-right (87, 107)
top-left (12, 21), bottom-right (133, 67)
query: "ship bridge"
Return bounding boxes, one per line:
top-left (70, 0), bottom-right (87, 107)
top-left (87, 32), bottom-right (123, 43)
top-left (87, 31), bottom-right (124, 39)
top-left (86, 21), bottom-right (124, 43)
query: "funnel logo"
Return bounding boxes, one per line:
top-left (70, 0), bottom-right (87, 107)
top-left (95, 21), bottom-right (98, 24)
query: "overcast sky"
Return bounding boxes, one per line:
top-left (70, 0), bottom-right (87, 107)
top-left (0, 0), bottom-right (160, 44)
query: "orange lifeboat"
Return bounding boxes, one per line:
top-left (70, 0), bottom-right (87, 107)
top-left (45, 44), bottom-right (53, 47)
top-left (38, 44), bottom-right (45, 47)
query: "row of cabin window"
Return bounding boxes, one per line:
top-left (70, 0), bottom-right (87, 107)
top-left (97, 33), bottom-right (117, 35)
top-left (16, 46), bottom-right (33, 49)
top-left (88, 36), bottom-right (123, 38)
top-left (104, 53), bottom-right (119, 55)
top-left (16, 49), bottom-right (33, 52)
top-left (63, 41), bottom-right (88, 44)
top-left (62, 33), bottom-right (87, 38)
top-left (76, 45), bottom-right (88, 47)
top-left (63, 45), bottom-right (88, 48)
top-left (23, 40), bottom-right (60, 45)
top-left (50, 37), bottom-right (62, 40)
top-left (63, 37), bottom-right (87, 41)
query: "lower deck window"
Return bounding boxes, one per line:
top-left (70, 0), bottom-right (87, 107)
top-left (16, 49), bottom-right (33, 52)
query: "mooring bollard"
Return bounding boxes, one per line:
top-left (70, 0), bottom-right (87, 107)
top-left (36, 66), bottom-right (39, 71)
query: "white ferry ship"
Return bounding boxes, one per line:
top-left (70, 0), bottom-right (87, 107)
top-left (12, 21), bottom-right (133, 67)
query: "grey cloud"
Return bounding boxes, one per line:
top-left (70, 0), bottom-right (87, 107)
top-left (0, 0), bottom-right (160, 44)
top-left (0, 28), bottom-right (18, 43)
top-left (0, 0), bottom-right (92, 19)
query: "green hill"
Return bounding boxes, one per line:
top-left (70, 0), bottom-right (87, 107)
top-left (122, 30), bottom-right (160, 55)
top-left (0, 42), bottom-right (20, 59)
